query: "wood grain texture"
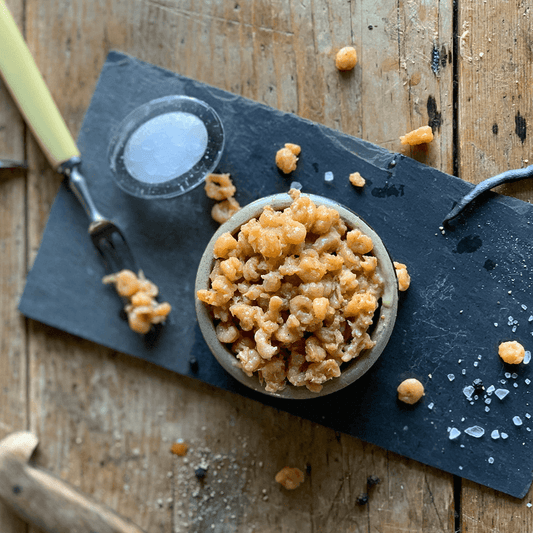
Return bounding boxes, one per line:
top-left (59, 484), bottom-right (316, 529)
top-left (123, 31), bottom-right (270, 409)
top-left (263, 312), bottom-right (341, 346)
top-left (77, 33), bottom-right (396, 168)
top-left (458, 0), bottom-right (533, 530)
top-left (458, 0), bottom-right (533, 201)
top-left (16, 0), bottom-right (533, 531)
top-left (0, 0), bottom-right (28, 530)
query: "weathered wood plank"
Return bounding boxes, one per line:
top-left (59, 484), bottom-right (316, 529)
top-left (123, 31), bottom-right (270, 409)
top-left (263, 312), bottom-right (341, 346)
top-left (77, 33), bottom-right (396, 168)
top-left (0, 0), bottom-right (28, 530)
top-left (21, 0), bottom-right (456, 532)
top-left (458, 0), bottom-right (533, 528)
top-left (458, 0), bottom-right (533, 200)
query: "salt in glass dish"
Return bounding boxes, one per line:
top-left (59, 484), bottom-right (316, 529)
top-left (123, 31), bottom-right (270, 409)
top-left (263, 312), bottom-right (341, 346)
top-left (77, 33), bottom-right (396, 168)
top-left (108, 95), bottom-right (224, 199)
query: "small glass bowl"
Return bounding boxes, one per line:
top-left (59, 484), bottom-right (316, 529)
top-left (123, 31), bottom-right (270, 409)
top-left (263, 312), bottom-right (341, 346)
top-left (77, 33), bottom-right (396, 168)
top-left (195, 192), bottom-right (399, 399)
top-left (108, 95), bottom-right (224, 199)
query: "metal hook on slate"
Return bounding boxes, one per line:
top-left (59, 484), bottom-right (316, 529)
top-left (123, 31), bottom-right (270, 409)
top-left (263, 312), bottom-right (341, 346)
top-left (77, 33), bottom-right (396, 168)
top-left (442, 165), bottom-right (533, 225)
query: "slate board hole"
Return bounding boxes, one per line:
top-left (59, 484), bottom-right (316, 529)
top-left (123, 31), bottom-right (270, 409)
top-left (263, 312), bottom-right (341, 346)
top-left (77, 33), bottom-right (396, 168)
top-left (453, 235), bottom-right (482, 254)
top-left (427, 95), bottom-right (442, 133)
top-left (371, 184), bottom-right (404, 198)
top-left (515, 112), bottom-right (527, 143)
top-left (483, 259), bottom-right (497, 271)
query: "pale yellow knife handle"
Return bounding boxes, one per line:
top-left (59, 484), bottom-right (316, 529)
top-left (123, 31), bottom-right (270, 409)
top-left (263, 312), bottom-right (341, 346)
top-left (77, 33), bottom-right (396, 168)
top-left (0, 0), bottom-right (80, 170)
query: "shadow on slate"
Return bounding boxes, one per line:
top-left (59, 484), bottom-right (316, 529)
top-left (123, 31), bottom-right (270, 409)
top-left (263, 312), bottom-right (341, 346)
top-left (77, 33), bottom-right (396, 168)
top-left (19, 51), bottom-right (533, 498)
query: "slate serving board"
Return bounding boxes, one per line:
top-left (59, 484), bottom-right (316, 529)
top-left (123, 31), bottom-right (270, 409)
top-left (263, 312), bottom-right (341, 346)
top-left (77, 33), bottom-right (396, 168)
top-left (19, 51), bottom-right (533, 498)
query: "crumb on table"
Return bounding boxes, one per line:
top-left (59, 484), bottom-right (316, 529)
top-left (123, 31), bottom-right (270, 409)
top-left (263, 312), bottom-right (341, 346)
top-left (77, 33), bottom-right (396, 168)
top-left (349, 171), bottom-right (366, 188)
top-left (212, 197), bottom-right (241, 224)
top-left (393, 261), bottom-right (411, 291)
top-left (102, 269), bottom-right (171, 334)
top-left (335, 46), bottom-right (358, 71)
top-left (399, 125), bottom-right (434, 146)
top-left (205, 172), bottom-right (241, 224)
top-left (275, 143), bottom-right (301, 174)
top-left (275, 466), bottom-right (305, 489)
top-left (170, 441), bottom-right (189, 456)
top-left (397, 378), bottom-right (424, 404)
top-left (498, 340), bottom-right (525, 364)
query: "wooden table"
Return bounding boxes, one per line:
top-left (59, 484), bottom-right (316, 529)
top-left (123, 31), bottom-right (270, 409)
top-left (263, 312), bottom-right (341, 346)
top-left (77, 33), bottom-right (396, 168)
top-left (1, 1), bottom-right (532, 531)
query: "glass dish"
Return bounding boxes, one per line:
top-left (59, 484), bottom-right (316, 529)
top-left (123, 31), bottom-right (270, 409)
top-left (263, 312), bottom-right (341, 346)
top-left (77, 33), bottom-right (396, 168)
top-left (108, 95), bottom-right (224, 199)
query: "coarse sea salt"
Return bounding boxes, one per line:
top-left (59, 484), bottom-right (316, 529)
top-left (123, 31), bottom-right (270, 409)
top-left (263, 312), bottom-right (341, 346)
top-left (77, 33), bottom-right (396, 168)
top-left (501, 432), bottom-right (509, 440)
top-left (494, 389), bottom-right (510, 400)
top-left (448, 374), bottom-right (455, 381)
top-left (324, 171), bottom-right (334, 182)
top-left (449, 428), bottom-right (461, 440)
top-left (524, 351), bottom-right (531, 365)
top-left (491, 430), bottom-right (500, 440)
top-left (487, 385), bottom-right (495, 394)
top-left (513, 416), bottom-right (523, 426)
top-left (465, 426), bottom-right (485, 438)
top-left (463, 385), bottom-right (475, 399)
top-left (488, 457), bottom-right (495, 464)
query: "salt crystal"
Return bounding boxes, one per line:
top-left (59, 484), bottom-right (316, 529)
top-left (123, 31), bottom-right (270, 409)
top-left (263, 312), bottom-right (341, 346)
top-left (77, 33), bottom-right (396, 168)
top-left (459, 466), bottom-right (463, 470)
top-left (501, 432), bottom-right (509, 439)
top-left (526, 413), bottom-right (531, 419)
top-left (522, 304), bottom-right (528, 310)
top-left (462, 369), bottom-right (467, 375)
top-left (485, 398), bottom-right (492, 405)
top-left (491, 430), bottom-right (500, 439)
top-left (487, 385), bottom-right (495, 394)
top-left (428, 402), bottom-right (434, 410)
top-left (460, 444), bottom-right (465, 448)
top-left (514, 383), bottom-right (519, 388)
top-left (448, 374), bottom-right (455, 381)
top-left (485, 406), bottom-right (490, 412)
top-left (495, 389), bottom-right (510, 400)
top-left (463, 386), bottom-right (475, 399)
top-left (488, 457), bottom-right (495, 464)
top-left (526, 379), bottom-right (531, 385)
top-left (494, 323), bottom-right (499, 327)
top-left (324, 171), bottom-right (334, 182)
top-left (512, 373), bottom-right (518, 379)
top-left (512, 326), bottom-right (517, 332)
top-left (525, 351), bottom-right (531, 365)
top-left (465, 426), bottom-right (485, 438)
top-left (529, 315), bottom-right (533, 322)
top-left (513, 416), bottom-right (523, 426)
top-left (527, 502), bottom-right (533, 508)
top-left (474, 362), bottom-right (479, 367)
top-left (505, 372), bottom-right (512, 378)
top-left (449, 428), bottom-right (461, 440)
top-left (289, 181), bottom-right (302, 190)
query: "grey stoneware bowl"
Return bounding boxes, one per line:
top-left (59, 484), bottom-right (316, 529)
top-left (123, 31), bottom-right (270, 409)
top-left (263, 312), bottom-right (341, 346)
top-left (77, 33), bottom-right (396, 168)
top-left (195, 191), bottom-right (399, 399)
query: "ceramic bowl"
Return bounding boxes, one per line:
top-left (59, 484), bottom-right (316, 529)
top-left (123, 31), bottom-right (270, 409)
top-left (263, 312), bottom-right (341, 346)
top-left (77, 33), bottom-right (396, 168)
top-left (195, 191), bottom-right (399, 399)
